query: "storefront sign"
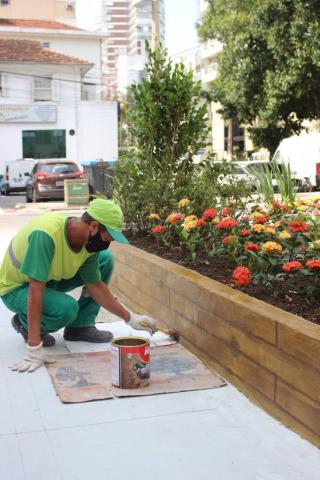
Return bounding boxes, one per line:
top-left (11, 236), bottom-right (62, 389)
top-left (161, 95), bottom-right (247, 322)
top-left (0, 105), bottom-right (57, 123)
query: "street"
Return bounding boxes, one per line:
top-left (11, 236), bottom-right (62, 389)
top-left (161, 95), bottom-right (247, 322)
top-left (0, 193), bottom-right (26, 209)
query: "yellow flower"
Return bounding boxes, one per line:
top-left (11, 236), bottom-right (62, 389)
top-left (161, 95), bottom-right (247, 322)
top-left (266, 227), bottom-right (276, 235)
top-left (297, 205), bottom-right (308, 212)
top-left (184, 220), bottom-right (198, 231)
top-left (279, 230), bottom-right (291, 240)
top-left (309, 240), bottom-right (320, 250)
top-left (262, 241), bottom-right (283, 254)
top-left (148, 213), bottom-right (160, 220)
top-left (166, 214), bottom-right (175, 223)
top-left (274, 221), bottom-right (283, 228)
top-left (212, 217), bottom-right (220, 225)
top-left (251, 211), bottom-right (267, 219)
top-left (184, 215), bottom-right (197, 223)
top-left (178, 198), bottom-right (190, 209)
top-left (312, 196), bottom-right (320, 203)
top-left (251, 224), bottom-right (266, 233)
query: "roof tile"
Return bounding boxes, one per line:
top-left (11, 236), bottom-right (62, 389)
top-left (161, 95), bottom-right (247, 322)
top-left (0, 18), bottom-right (82, 31)
top-left (0, 38), bottom-right (90, 64)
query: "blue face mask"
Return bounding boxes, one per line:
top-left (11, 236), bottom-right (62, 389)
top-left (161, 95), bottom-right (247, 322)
top-left (86, 230), bottom-right (110, 253)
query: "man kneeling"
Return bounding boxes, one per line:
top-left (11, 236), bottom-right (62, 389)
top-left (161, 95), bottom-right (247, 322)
top-left (0, 198), bottom-right (156, 372)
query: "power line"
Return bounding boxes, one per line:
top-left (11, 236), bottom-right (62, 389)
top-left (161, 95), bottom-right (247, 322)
top-left (0, 70), bottom-right (109, 88)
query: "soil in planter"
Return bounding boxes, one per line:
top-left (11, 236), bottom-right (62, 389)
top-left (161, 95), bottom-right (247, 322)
top-left (126, 232), bottom-right (320, 325)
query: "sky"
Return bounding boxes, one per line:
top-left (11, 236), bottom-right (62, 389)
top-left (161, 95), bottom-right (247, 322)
top-left (76, 0), bottom-right (199, 56)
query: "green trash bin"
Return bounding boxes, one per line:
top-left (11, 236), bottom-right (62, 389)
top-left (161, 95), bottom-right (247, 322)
top-left (64, 179), bottom-right (89, 206)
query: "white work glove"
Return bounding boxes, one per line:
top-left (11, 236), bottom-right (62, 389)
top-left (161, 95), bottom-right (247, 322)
top-left (127, 312), bottom-right (157, 335)
top-left (10, 342), bottom-right (56, 373)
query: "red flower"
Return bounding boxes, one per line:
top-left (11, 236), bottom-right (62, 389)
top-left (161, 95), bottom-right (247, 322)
top-left (216, 217), bottom-right (238, 230)
top-left (300, 243), bottom-right (305, 251)
top-left (244, 242), bottom-right (259, 252)
top-left (317, 228), bottom-right (320, 238)
top-left (203, 208), bottom-right (217, 220)
top-left (306, 259), bottom-right (320, 270)
top-left (222, 208), bottom-right (232, 216)
top-left (253, 214), bottom-right (269, 224)
top-left (196, 218), bottom-right (206, 228)
top-left (222, 235), bottom-right (236, 246)
top-left (152, 225), bottom-right (165, 234)
top-left (232, 266), bottom-right (252, 287)
top-left (288, 221), bottom-right (308, 233)
top-left (240, 229), bottom-right (250, 237)
top-left (171, 213), bottom-right (184, 223)
top-left (282, 261), bottom-right (303, 273)
top-left (272, 201), bottom-right (283, 210)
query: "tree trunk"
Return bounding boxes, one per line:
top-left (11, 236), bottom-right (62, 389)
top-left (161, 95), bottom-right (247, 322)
top-left (227, 118), bottom-right (233, 160)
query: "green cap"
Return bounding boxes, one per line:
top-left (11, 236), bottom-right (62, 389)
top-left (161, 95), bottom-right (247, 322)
top-left (87, 198), bottom-right (129, 244)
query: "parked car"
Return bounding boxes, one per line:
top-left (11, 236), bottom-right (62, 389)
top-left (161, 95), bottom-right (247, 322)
top-left (1, 158), bottom-right (36, 195)
top-left (216, 161), bottom-right (259, 191)
top-left (245, 160), bottom-right (312, 192)
top-left (26, 160), bottom-right (85, 202)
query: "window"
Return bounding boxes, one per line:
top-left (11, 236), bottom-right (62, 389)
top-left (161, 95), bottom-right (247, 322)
top-left (22, 130), bottom-right (66, 159)
top-left (37, 163), bottom-right (78, 174)
top-left (81, 82), bottom-right (96, 101)
top-left (0, 0), bottom-right (11, 6)
top-left (42, 41), bottom-right (50, 48)
top-left (33, 77), bottom-right (52, 101)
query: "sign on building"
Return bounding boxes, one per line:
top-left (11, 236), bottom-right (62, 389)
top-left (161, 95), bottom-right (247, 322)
top-left (0, 105), bottom-right (57, 123)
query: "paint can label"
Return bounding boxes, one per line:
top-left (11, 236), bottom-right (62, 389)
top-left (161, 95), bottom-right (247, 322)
top-left (111, 338), bottom-right (150, 389)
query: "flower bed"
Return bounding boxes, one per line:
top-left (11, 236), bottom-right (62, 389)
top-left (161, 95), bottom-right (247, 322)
top-left (146, 197), bottom-right (320, 321)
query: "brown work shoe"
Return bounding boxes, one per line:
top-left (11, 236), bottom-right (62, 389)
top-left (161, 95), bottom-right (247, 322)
top-left (11, 314), bottom-right (56, 347)
top-left (63, 326), bottom-right (113, 343)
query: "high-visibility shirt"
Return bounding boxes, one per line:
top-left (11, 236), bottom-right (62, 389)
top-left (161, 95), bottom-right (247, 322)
top-left (0, 213), bottom-right (100, 296)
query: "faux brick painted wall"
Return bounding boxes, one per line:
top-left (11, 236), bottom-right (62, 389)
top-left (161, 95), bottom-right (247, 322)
top-left (110, 244), bottom-right (320, 448)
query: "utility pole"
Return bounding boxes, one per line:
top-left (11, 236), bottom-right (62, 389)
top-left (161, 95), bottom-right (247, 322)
top-left (152, 0), bottom-right (160, 49)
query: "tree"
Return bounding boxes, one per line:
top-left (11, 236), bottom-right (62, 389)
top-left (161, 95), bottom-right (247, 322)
top-left (198, 0), bottom-right (320, 155)
top-left (113, 42), bottom-right (208, 228)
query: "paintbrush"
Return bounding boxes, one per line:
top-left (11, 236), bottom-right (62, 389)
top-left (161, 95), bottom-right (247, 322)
top-left (141, 322), bottom-right (180, 342)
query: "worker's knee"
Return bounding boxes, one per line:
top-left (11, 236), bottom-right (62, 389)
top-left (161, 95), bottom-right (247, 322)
top-left (99, 250), bottom-right (114, 282)
top-left (60, 295), bottom-right (79, 323)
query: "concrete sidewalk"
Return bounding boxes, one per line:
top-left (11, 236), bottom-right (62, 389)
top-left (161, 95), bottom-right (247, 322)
top-left (1, 300), bottom-right (320, 480)
top-left (0, 213), bottom-right (319, 480)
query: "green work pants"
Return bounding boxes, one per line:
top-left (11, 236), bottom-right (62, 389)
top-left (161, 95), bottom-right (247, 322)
top-left (1, 250), bottom-right (114, 334)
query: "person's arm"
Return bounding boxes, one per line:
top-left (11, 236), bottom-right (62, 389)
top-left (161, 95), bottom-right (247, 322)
top-left (85, 280), bottom-right (157, 334)
top-left (85, 280), bottom-right (130, 321)
top-left (27, 278), bottom-right (46, 346)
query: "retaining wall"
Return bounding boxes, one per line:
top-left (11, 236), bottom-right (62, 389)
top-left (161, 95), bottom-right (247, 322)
top-left (110, 244), bottom-right (320, 448)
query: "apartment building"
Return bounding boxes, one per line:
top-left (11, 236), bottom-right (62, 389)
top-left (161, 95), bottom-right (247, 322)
top-left (0, 0), bottom-right (76, 26)
top-left (100, 0), bottom-right (165, 97)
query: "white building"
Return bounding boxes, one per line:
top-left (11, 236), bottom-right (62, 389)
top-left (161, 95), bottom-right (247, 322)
top-left (171, 46), bottom-right (201, 82)
top-left (0, 37), bottom-right (118, 172)
top-left (117, 54), bottom-right (146, 97)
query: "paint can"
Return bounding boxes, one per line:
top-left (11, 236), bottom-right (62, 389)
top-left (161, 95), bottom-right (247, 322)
top-left (111, 337), bottom-right (150, 389)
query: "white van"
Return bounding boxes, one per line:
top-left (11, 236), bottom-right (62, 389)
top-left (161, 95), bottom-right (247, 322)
top-left (1, 158), bottom-right (36, 195)
top-left (272, 133), bottom-right (320, 190)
